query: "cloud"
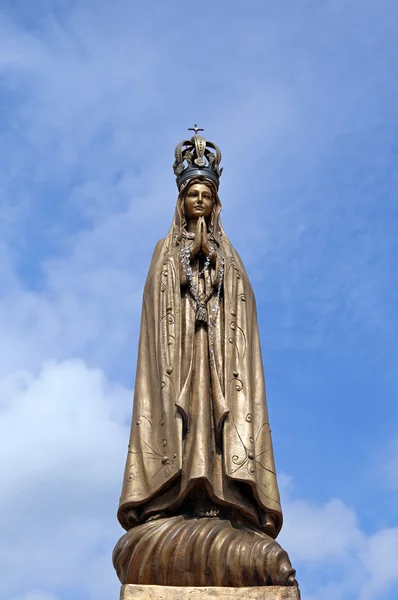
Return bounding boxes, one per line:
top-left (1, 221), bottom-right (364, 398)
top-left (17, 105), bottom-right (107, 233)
top-left (278, 476), bottom-right (398, 600)
top-left (0, 359), bottom-right (128, 599)
top-left (10, 593), bottom-right (59, 600)
top-left (360, 528), bottom-right (398, 600)
top-left (0, 197), bottom-right (145, 379)
top-left (282, 498), bottom-right (362, 562)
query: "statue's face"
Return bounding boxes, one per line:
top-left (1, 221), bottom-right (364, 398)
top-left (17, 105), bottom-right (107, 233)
top-left (184, 183), bottom-right (213, 220)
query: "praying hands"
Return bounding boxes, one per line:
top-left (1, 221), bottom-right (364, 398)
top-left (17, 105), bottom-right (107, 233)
top-left (191, 217), bottom-right (213, 258)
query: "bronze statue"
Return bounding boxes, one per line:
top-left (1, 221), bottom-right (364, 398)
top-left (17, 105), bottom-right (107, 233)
top-left (113, 127), bottom-right (298, 591)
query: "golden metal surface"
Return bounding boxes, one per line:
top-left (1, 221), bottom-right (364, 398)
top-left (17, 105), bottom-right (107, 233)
top-left (114, 515), bottom-right (295, 587)
top-left (114, 173), bottom-right (298, 589)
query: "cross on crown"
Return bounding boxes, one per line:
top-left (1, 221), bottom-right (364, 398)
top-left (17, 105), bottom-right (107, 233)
top-left (188, 124), bottom-right (204, 136)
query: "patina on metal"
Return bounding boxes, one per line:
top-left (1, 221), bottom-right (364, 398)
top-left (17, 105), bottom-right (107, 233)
top-left (113, 127), bottom-right (299, 591)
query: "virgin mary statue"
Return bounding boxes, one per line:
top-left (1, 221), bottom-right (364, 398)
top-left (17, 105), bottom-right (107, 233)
top-left (113, 129), bottom-right (298, 590)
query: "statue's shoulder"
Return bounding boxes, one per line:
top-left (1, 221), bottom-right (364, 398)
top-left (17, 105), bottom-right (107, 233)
top-left (150, 238), bottom-right (169, 261)
top-left (153, 238), bottom-right (166, 256)
top-left (147, 237), bottom-right (174, 271)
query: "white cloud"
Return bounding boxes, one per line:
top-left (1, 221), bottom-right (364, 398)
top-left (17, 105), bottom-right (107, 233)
top-left (360, 528), bottom-right (398, 600)
top-left (0, 359), bottom-right (128, 599)
top-left (283, 497), bottom-right (362, 562)
top-left (278, 476), bottom-right (398, 599)
top-left (0, 203), bottom-right (144, 378)
top-left (10, 593), bottom-right (59, 600)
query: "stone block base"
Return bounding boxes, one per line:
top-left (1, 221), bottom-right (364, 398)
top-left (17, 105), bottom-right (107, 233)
top-left (120, 584), bottom-right (300, 600)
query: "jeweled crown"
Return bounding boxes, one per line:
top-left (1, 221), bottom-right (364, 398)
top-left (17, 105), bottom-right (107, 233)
top-left (173, 125), bottom-right (223, 189)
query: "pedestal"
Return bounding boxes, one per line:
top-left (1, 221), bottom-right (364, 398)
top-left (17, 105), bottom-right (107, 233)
top-left (120, 584), bottom-right (300, 599)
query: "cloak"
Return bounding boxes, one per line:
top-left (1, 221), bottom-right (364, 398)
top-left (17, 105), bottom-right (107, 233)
top-left (117, 190), bottom-right (283, 538)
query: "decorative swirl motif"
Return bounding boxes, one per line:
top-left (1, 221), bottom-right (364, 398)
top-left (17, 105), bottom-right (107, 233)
top-left (225, 257), bottom-right (247, 386)
top-left (228, 336), bottom-right (240, 360)
top-left (163, 257), bottom-right (177, 279)
top-left (136, 416), bottom-right (151, 427)
top-left (163, 372), bottom-right (175, 397)
top-left (234, 379), bottom-right (243, 392)
top-left (228, 375), bottom-right (243, 395)
top-left (230, 321), bottom-right (247, 359)
top-left (159, 269), bottom-right (167, 293)
top-left (228, 411), bottom-right (276, 478)
top-left (159, 255), bottom-right (177, 290)
top-left (255, 422), bottom-right (270, 443)
top-left (161, 309), bottom-right (175, 325)
top-left (127, 414), bottom-right (178, 483)
top-left (160, 308), bottom-right (175, 347)
top-left (225, 257), bottom-right (238, 308)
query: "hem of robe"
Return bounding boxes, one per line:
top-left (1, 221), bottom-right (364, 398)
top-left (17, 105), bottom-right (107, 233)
top-left (118, 474), bottom-right (281, 538)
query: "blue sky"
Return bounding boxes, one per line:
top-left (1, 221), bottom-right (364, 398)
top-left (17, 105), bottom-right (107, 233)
top-left (0, 1), bottom-right (397, 599)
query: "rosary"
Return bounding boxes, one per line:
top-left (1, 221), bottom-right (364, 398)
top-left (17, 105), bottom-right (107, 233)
top-left (180, 244), bottom-right (225, 328)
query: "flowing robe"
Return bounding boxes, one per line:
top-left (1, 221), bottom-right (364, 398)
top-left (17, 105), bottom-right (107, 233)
top-left (117, 228), bottom-right (283, 536)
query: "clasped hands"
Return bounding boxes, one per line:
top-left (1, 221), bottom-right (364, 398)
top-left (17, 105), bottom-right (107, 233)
top-left (190, 217), bottom-right (213, 259)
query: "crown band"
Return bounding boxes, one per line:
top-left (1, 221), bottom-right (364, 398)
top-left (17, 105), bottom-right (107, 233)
top-left (177, 167), bottom-right (220, 190)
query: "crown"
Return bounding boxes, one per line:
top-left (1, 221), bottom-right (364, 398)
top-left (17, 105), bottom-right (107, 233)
top-left (173, 125), bottom-right (223, 189)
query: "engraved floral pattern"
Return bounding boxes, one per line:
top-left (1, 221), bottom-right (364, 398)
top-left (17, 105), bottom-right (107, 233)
top-left (127, 415), bottom-right (178, 482)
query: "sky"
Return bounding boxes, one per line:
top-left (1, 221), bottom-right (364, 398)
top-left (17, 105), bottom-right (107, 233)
top-left (0, 0), bottom-right (397, 599)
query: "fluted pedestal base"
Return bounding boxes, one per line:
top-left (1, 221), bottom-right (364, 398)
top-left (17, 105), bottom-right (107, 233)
top-left (120, 584), bottom-right (300, 600)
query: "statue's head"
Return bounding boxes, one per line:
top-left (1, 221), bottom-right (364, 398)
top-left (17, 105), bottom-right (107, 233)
top-left (184, 181), bottom-right (214, 222)
top-left (174, 175), bottom-right (222, 246)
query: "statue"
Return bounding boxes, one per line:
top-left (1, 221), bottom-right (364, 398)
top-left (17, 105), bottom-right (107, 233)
top-left (113, 127), bottom-right (299, 593)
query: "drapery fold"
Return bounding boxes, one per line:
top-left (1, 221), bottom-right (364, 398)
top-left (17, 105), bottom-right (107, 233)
top-left (118, 211), bottom-right (282, 536)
